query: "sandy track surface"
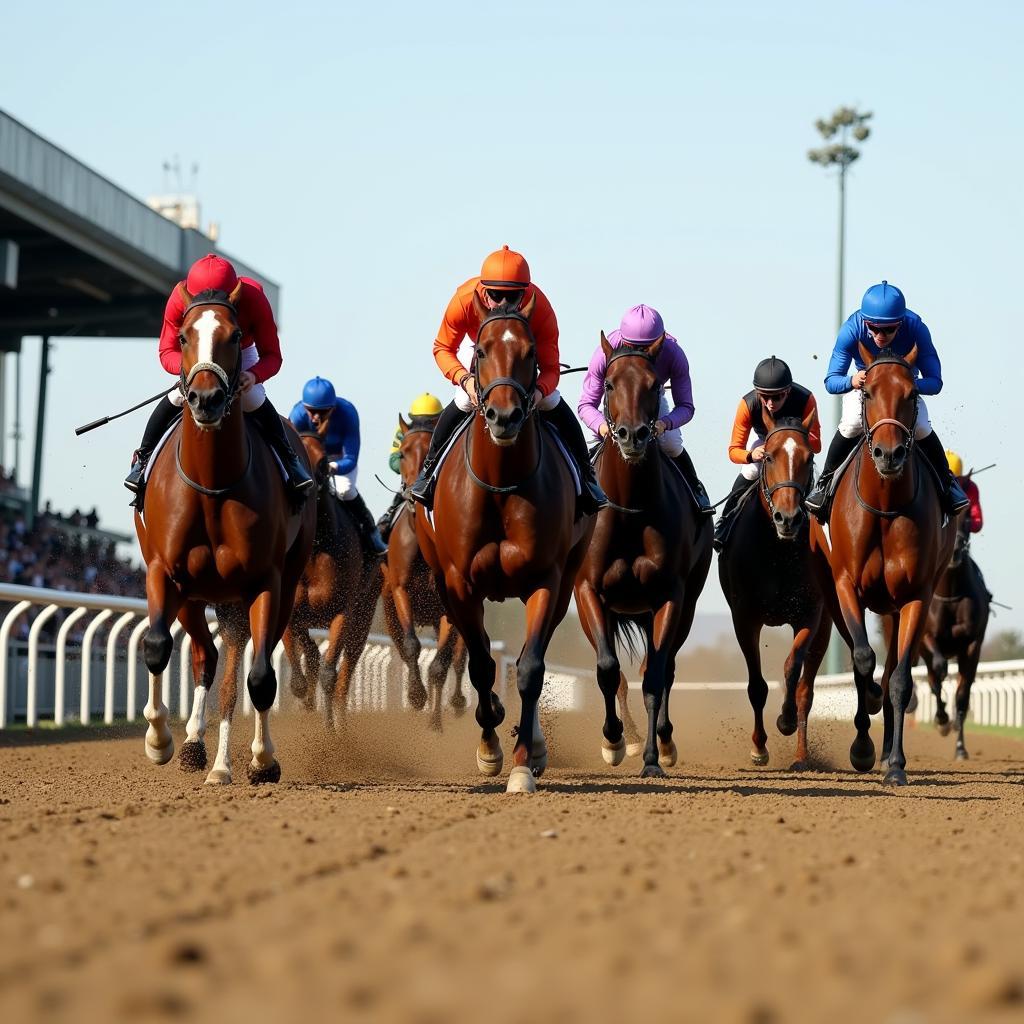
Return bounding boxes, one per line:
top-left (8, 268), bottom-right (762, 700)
top-left (2, 690), bottom-right (1023, 1024)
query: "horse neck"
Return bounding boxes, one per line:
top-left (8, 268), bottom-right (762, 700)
top-left (855, 437), bottom-right (918, 512)
top-left (179, 403), bottom-right (249, 490)
top-left (467, 411), bottom-right (541, 490)
top-left (600, 443), bottom-right (665, 507)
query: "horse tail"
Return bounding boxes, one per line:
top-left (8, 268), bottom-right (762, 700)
top-left (608, 612), bottom-right (651, 664)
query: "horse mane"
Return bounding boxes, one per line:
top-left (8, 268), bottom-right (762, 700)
top-left (407, 414), bottom-right (440, 432)
top-left (868, 352), bottom-right (913, 371)
top-left (767, 415), bottom-right (807, 432)
top-left (184, 288), bottom-right (238, 315)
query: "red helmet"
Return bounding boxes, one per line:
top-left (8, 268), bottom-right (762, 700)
top-left (186, 254), bottom-right (238, 296)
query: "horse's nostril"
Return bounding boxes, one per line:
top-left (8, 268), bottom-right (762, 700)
top-left (484, 406), bottom-right (497, 422)
top-left (636, 427), bottom-right (650, 443)
top-left (187, 389), bottom-right (199, 406)
top-left (615, 427), bottom-right (629, 442)
top-left (773, 510), bottom-right (785, 524)
top-left (873, 446), bottom-right (884, 460)
top-left (894, 444), bottom-right (906, 460)
top-left (508, 407), bottom-right (524, 426)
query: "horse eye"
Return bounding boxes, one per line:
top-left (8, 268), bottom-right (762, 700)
top-left (604, 380), bottom-right (613, 392)
top-left (178, 334), bottom-right (187, 346)
top-left (475, 348), bottom-right (485, 359)
top-left (862, 389), bottom-right (871, 401)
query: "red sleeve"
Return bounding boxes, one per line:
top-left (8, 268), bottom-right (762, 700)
top-left (158, 285), bottom-right (186, 376)
top-left (965, 479), bottom-right (983, 532)
top-left (241, 280), bottom-right (282, 383)
top-left (531, 287), bottom-right (560, 398)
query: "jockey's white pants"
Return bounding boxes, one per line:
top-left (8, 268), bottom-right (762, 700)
top-left (329, 468), bottom-right (358, 500)
top-left (168, 344), bottom-right (266, 413)
top-left (454, 383), bottom-right (561, 414)
top-left (838, 389), bottom-right (932, 440)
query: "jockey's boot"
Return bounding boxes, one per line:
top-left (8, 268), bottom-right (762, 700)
top-left (410, 400), bottom-right (470, 509)
top-left (540, 397), bottom-right (607, 515)
top-left (344, 492), bottom-right (389, 557)
top-left (713, 474), bottom-right (752, 552)
top-left (124, 396), bottom-right (180, 510)
top-left (377, 490), bottom-right (405, 544)
top-left (805, 430), bottom-right (859, 522)
top-left (248, 398), bottom-right (314, 507)
top-left (671, 449), bottom-right (714, 514)
top-left (919, 431), bottom-right (970, 516)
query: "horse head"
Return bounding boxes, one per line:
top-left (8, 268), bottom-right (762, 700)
top-left (471, 290), bottom-right (538, 445)
top-left (397, 413), bottom-right (437, 490)
top-left (177, 281), bottom-right (244, 429)
top-left (858, 341), bottom-right (919, 479)
top-left (761, 409), bottom-right (817, 541)
top-left (600, 332), bottom-right (664, 463)
top-left (298, 432), bottom-right (331, 490)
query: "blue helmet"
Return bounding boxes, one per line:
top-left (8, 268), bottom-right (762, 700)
top-left (860, 280), bottom-right (906, 324)
top-left (302, 376), bottom-right (336, 409)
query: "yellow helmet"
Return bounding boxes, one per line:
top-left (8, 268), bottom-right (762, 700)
top-left (409, 392), bottom-right (443, 418)
top-left (945, 450), bottom-right (963, 476)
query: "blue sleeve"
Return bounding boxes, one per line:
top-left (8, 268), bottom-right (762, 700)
top-left (288, 402), bottom-right (309, 431)
top-left (910, 321), bottom-right (942, 395)
top-left (825, 319), bottom-right (859, 395)
top-left (334, 401), bottom-right (360, 475)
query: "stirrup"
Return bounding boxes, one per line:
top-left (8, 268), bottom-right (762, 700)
top-left (410, 471), bottom-right (435, 509)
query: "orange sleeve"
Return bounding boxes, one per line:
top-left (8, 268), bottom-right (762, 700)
top-left (728, 399), bottom-right (754, 464)
top-left (804, 394), bottom-right (822, 453)
top-left (531, 287), bottom-right (560, 397)
top-left (432, 289), bottom-right (473, 387)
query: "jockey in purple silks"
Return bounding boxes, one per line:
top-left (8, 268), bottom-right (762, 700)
top-left (578, 304), bottom-right (712, 513)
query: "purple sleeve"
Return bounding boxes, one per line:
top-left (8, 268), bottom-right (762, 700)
top-left (577, 346), bottom-right (609, 436)
top-left (660, 341), bottom-right (695, 431)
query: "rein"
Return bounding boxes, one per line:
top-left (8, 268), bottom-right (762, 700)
top-left (175, 435), bottom-right (253, 498)
top-left (758, 424), bottom-right (813, 520)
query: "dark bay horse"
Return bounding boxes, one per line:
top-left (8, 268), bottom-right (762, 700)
top-left (135, 285), bottom-right (315, 784)
top-left (282, 432), bottom-right (382, 729)
top-left (810, 344), bottom-right (957, 785)
top-left (382, 415), bottom-right (468, 730)
top-left (918, 516), bottom-right (990, 759)
top-left (719, 412), bottom-right (830, 769)
top-left (415, 294), bottom-right (596, 793)
top-left (574, 334), bottom-right (712, 777)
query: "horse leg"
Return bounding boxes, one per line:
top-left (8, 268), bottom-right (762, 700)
top-left (880, 615), bottom-right (899, 767)
top-left (245, 583), bottom-right (283, 784)
top-left (177, 602), bottom-right (218, 772)
top-left (778, 625), bottom-right (809, 738)
top-left (954, 639), bottom-right (982, 761)
top-left (920, 634), bottom-right (950, 735)
top-left (319, 612), bottom-right (349, 731)
top-left (834, 577), bottom-right (878, 771)
top-left (142, 563), bottom-right (181, 766)
top-left (446, 620), bottom-right (469, 715)
top-left (656, 659), bottom-right (678, 768)
top-left (733, 611), bottom-right (769, 766)
top-left (391, 583), bottom-right (427, 711)
top-left (792, 613), bottom-right (830, 771)
top-left (657, 577), bottom-right (702, 770)
top-left (576, 581), bottom-right (625, 766)
top-left (883, 600), bottom-right (929, 787)
top-left (640, 598), bottom-right (683, 779)
top-left (206, 630), bottom-right (242, 785)
top-left (426, 617), bottom-right (459, 732)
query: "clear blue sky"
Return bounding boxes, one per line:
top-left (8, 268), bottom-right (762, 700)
top-left (2, 0), bottom-right (1021, 632)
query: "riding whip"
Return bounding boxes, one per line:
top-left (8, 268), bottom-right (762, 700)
top-left (75, 387), bottom-right (173, 436)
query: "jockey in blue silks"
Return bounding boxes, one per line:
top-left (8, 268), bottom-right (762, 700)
top-left (805, 281), bottom-right (969, 522)
top-left (289, 376), bottom-right (387, 555)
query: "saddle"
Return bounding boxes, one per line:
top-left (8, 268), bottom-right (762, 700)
top-left (713, 482), bottom-right (758, 550)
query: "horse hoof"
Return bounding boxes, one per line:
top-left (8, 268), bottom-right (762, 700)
top-left (776, 714), bottom-right (797, 737)
top-left (178, 740), bottom-right (207, 773)
top-left (506, 766), bottom-right (537, 794)
top-left (407, 686), bottom-right (428, 712)
top-left (602, 738), bottom-right (626, 766)
top-left (750, 748), bottom-right (770, 767)
top-left (866, 683), bottom-right (884, 716)
top-left (476, 745), bottom-right (503, 777)
top-left (640, 763), bottom-right (666, 779)
top-left (427, 715), bottom-right (443, 734)
top-left (789, 760), bottom-right (810, 773)
top-left (530, 745), bottom-right (548, 779)
top-left (658, 741), bottom-right (678, 769)
top-left (955, 749), bottom-right (969, 762)
top-left (449, 693), bottom-right (468, 712)
top-left (625, 742), bottom-right (644, 758)
top-left (144, 732), bottom-right (174, 766)
top-left (204, 768), bottom-right (232, 786)
top-left (936, 719), bottom-right (951, 737)
top-left (882, 767), bottom-right (908, 788)
top-left (247, 760), bottom-right (281, 785)
top-left (850, 735), bottom-right (876, 773)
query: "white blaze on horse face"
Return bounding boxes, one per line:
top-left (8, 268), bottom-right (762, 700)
top-left (192, 309), bottom-right (223, 367)
top-left (502, 329), bottom-right (515, 343)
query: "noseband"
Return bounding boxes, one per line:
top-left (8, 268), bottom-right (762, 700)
top-left (473, 308), bottom-right (539, 416)
top-left (603, 346), bottom-right (659, 457)
top-left (759, 424), bottom-right (813, 519)
top-left (860, 355), bottom-right (919, 454)
top-left (178, 296), bottom-right (243, 410)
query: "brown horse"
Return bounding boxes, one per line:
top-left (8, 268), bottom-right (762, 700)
top-left (918, 515), bottom-right (990, 760)
top-left (415, 294), bottom-right (596, 793)
top-left (382, 415), bottom-right (468, 730)
top-left (574, 335), bottom-right (712, 777)
top-left (135, 286), bottom-right (315, 784)
top-left (282, 432), bottom-right (382, 729)
top-left (719, 412), bottom-right (830, 769)
top-left (810, 345), bottom-right (957, 785)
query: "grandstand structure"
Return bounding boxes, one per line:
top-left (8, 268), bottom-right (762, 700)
top-left (0, 108), bottom-right (279, 530)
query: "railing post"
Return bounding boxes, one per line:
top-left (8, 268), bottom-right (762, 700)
top-left (26, 604), bottom-right (59, 726)
top-left (0, 599), bottom-right (32, 728)
top-left (125, 618), bottom-right (151, 722)
top-left (55, 607), bottom-right (88, 726)
top-left (104, 612), bottom-right (136, 724)
top-left (80, 609), bottom-right (113, 723)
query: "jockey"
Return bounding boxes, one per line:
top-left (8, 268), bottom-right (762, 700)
top-left (376, 392), bottom-right (444, 540)
top-left (805, 280), bottom-right (969, 520)
top-left (409, 246), bottom-right (606, 514)
top-left (946, 450), bottom-right (984, 534)
top-left (713, 356), bottom-right (821, 551)
top-left (123, 254), bottom-right (313, 509)
top-left (578, 304), bottom-right (712, 513)
top-left (289, 376), bottom-right (387, 556)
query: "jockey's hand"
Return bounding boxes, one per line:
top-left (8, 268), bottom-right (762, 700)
top-left (852, 370), bottom-right (868, 390)
top-left (751, 446), bottom-right (766, 462)
top-left (461, 375), bottom-right (479, 407)
top-left (654, 419), bottom-right (667, 437)
top-left (239, 370), bottom-right (257, 392)
top-left (532, 388), bottom-right (544, 409)
top-left (598, 422), bottom-right (610, 438)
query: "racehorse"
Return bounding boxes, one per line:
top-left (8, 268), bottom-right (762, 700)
top-left (282, 432), bottom-right (382, 729)
top-left (381, 414), bottom-right (468, 730)
top-left (415, 294), bottom-right (596, 793)
top-left (135, 285), bottom-right (315, 784)
top-left (574, 334), bottom-right (712, 777)
top-left (809, 344), bottom-right (957, 785)
top-left (719, 412), bottom-right (829, 769)
top-left (918, 515), bottom-right (990, 760)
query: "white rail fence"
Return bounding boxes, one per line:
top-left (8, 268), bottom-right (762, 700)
top-left (1, 583), bottom-right (1022, 731)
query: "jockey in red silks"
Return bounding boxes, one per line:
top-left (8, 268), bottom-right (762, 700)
top-left (945, 450), bottom-right (983, 533)
top-left (123, 254), bottom-right (313, 508)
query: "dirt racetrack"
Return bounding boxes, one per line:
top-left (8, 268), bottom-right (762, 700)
top-left (2, 687), bottom-right (1023, 1024)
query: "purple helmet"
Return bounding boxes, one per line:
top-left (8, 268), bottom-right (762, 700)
top-left (618, 304), bottom-right (665, 345)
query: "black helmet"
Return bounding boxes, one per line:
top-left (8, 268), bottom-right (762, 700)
top-left (753, 356), bottom-right (792, 392)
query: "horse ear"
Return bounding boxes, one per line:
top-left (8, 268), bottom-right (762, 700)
top-left (228, 279), bottom-right (243, 305)
top-left (520, 290), bottom-right (537, 320)
top-left (647, 333), bottom-right (665, 359)
top-left (472, 288), bottom-right (489, 321)
top-left (802, 407), bottom-right (817, 433)
top-left (399, 414), bottom-right (411, 433)
top-left (904, 343), bottom-right (918, 367)
top-left (178, 282), bottom-right (193, 306)
top-left (763, 408), bottom-right (776, 433)
top-left (857, 341), bottom-right (875, 366)
top-left (600, 330), bottom-right (613, 360)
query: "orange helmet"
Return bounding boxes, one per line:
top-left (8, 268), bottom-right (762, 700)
top-left (480, 245), bottom-right (530, 290)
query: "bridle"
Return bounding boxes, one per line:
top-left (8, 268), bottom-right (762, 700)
top-left (759, 424), bottom-right (814, 520)
top-left (602, 345), bottom-right (659, 460)
top-left (177, 296), bottom-right (244, 412)
top-left (860, 354), bottom-right (919, 460)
